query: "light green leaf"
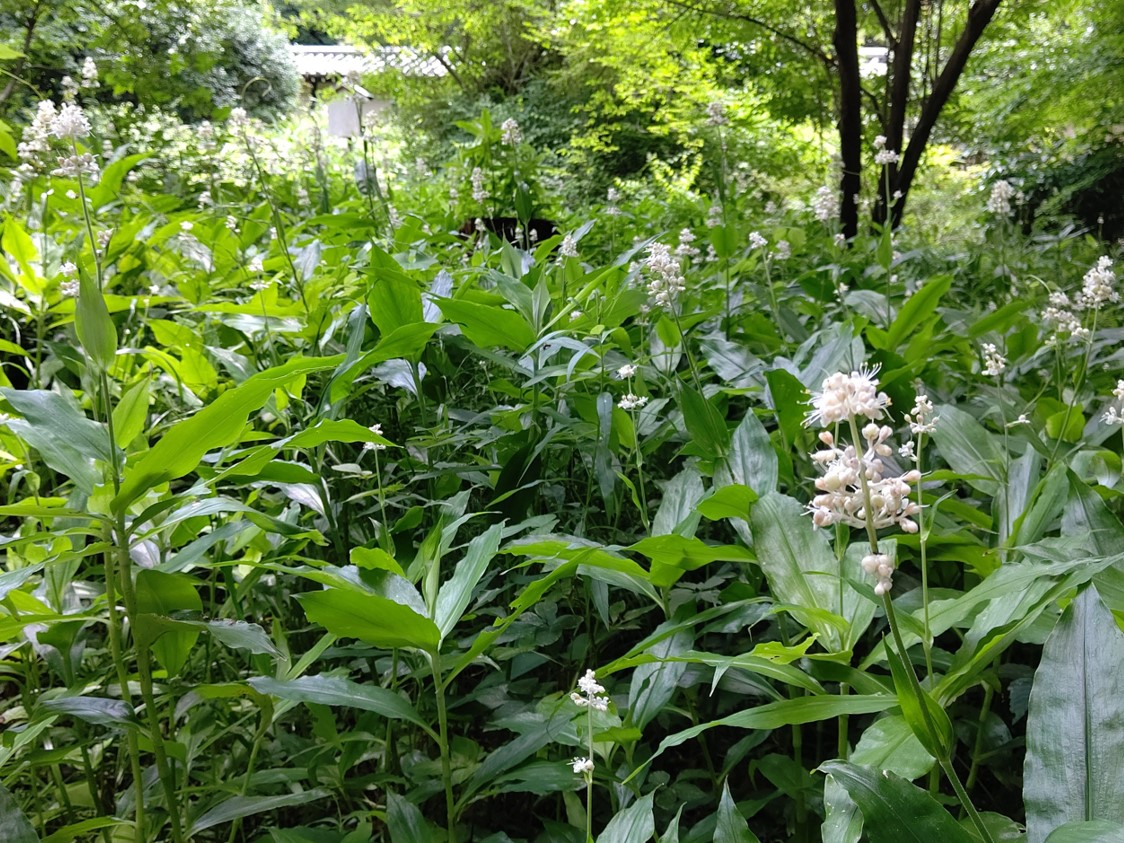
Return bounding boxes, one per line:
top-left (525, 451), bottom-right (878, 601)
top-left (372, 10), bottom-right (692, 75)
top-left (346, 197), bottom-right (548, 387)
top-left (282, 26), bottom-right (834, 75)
top-left (387, 792), bottom-right (440, 843)
top-left (715, 411), bottom-right (777, 493)
top-left (931, 405), bottom-right (1004, 495)
top-left (1044, 820), bottom-right (1124, 843)
top-left (1, 388), bottom-right (110, 493)
top-left (298, 589), bottom-right (440, 652)
top-left (437, 298), bottom-right (535, 352)
top-left (75, 271), bottom-right (117, 372)
top-left (435, 522), bottom-right (503, 643)
top-left (113, 356), bottom-right (341, 513)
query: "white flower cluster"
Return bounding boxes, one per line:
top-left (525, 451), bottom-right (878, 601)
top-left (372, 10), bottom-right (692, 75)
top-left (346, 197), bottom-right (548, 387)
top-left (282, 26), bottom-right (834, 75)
top-left (571, 757), bottom-right (595, 776)
top-left (500, 118), bottom-right (522, 146)
top-left (1102, 380), bottom-right (1124, 426)
top-left (808, 427), bottom-right (922, 538)
top-left (471, 167), bottom-right (488, 203)
top-left (874, 135), bottom-right (900, 166)
top-left (17, 101), bottom-right (58, 166)
top-left (987, 179), bottom-right (1016, 217)
top-left (904, 393), bottom-right (938, 436)
top-left (981, 343), bottom-right (1006, 377)
top-left (748, 231), bottom-right (767, 250)
top-left (812, 186), bottom-right (839, 222)
top-left (806, 367), bottom-right (891, 427)
top-left (861, 552), bottom-right (896, 596)
top-left (706, 101), bottom-right (728, 126)
top-left (1042, 290), bottom-right (1089, 343)
top-left (706, 204), bottom-right (723, 228)
top-left (643, 242), bottom-right (686, 309)
top-left (605, 187), bottom-right (622, 216)
top-left (81, 57), bottom-right (98, 89)
top-left (618, 393), bottom-right (648, 411)
top-left (774, 240), bottom-right (791, 260)
top-left (571, 669), bottom-right (609, 711)
top-left (617, 363), bottom-right (637, 379)
top-left (675, 228), bottom-right (699, 260)
top-left (559, 233), bottom-right (578, 258)
top-left (1077, 256), bottom-right (1117, 310)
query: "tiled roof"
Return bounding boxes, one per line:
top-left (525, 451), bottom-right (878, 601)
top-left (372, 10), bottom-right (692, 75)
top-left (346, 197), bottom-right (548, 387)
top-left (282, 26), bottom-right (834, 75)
top-left (290, 45), bottom-right (448, 79)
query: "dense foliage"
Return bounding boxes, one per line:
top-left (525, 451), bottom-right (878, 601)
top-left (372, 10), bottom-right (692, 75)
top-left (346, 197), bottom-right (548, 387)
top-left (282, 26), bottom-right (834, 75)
top-left (0, 6), bottom-right (1123, 843)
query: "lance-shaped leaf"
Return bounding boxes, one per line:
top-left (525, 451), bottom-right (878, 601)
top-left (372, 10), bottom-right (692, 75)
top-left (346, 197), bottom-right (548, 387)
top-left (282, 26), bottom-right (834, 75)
top-left (1024, 586), bottom-right (1124, 843)
top-left (298, 588), bottom-right (440, 653)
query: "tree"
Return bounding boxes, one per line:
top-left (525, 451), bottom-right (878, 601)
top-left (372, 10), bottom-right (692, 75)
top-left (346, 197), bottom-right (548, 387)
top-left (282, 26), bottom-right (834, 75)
top-left (663, 0), bottom-right (1008, 236)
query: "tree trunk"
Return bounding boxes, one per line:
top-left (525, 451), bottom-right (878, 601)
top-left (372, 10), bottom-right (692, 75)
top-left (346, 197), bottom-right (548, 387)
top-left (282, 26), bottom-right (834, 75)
top-left (872, 0), bottom-right (922, 225)
top-left (834, 0), bottom-right (861, 240)
top-left (884, 0), bottom-right (1003, 227)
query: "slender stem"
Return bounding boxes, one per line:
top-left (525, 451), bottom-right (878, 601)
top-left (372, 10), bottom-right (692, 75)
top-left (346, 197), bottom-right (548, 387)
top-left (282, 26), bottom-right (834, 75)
top-left (915, 432), bottom-right (934, 680)
top-left (965, 667), bottom-right (997, 793)
top-left (430, 651), bottom-right (457, 841)
top-left (585, 704), bottom-right (594, 843)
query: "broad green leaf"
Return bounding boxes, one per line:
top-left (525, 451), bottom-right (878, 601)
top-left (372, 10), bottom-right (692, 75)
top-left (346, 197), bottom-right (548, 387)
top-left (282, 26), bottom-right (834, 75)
top-left (435, 522), bottom-right (503, 643)
top-left (88, 153), bottom-right (149, 208)
top-left (298, 589), bottom-right (440, 652)
top-left (367, 271), bottom-right (423, 335)
top-left (637, 695), bottom-right (894, 775)
top-left (280, 418), bottom-right (393, 450)
top-left (715, 410), bottom-right (777, 493)
top-left (764, 368), bottom-right (807, 447)
top-left (884, 274), bottom-right (952, 350)
top-left (1, 388), bottom-right (110, 493)
top-left (190, 789), bottom-right (331, 834)
top-left (597, 791), bottom-right (655, 843)
top-left (820, 761), bottom-right (975, 843)
top-left (113, 356), bottom-right (340, 513)
top-left (931, 405), bottom-right (1004, 495)
top-left (714, 780), bottom-right (760, 842)
top-left (679, 384), bottom-right (730, 458)
top-left (1044, 820), bottom-right (1124, 843)
top-left (111, 377), bottom-right (150, 447)
top-left (629, 622), bottom-right (692, 731)
top-left (1024, 586), bottom-right (1124, 843)
top-left (652, 465), bottom-right (705, 536)
top-left (352, 546), bottom-right (406, 576)
top-left (249, 675), bottom-right (432, 734)
top-left (885, 641), bottom-right (953, 759)
top-left (0, 781), bottom-right (37, 843)
top-left (75, 271), bottom-right (117, 372)
top-left (630, 535), bottom-right (754, 589)
top-left (135, 569), bottom-right (202, 677)
top-left (748, 492), bottom-right (848, 650)
top-left (201, 620), bottom-right (281, 657)
top-left (696, 484), bottom-right (757, 522)
top-left (39, 695), bottom-right (137, 727)
top-left (386, 791), bottom-right (440, 843)
top-left (437, 297), bottom-right (535, 351)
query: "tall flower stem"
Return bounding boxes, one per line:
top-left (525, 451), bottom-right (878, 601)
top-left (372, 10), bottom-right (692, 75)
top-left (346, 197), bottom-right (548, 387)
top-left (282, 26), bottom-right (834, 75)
top-left (845, 415), bottom-right (993, 843)
top-left (430, 650), bottom-right (457, 840)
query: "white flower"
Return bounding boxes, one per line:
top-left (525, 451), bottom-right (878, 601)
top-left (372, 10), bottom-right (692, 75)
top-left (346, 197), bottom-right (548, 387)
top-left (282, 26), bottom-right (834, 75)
top-left (861, 552), bottom-right (896, 595)
top-left (559, 233), bottom-right (578, 258)
top-left (987, 179), bottom-right (1015, 217)
top-left (618, 393), bottom-right (649, 411)
top-left (643, 243), bottom-right (685, 310)
top-left (617, 364), bottom-right (637, 379)
top-left (229, 107), bottom-right (248, 127)
top-left (875, 148), bottom-right (900, 166)
top-left (905, 393), bottom-right (938, 435)
top-left (180, 221), bottom-right (194, 232)
top-left (706, 204), bottom-right (722, 228)
top-left (807, 429), bottom-right (922, 534)
top-left (805, 367), bottom-right (892, 428)
top-left (52, 103), bottom-right (90, 139)
top-left (1114, 379), bottom-right (1124, 402)
top-left (1076, 256), bottom-right (1117, 310)
top-left (981, 343), bottom-right (1006, 377)
top-left (249, 278), bottom-right (271, 292)
top-left (774, 240), bottom-right (791, 260)
top-left (226, 215), bottom-right (238, 231)
top-left (363, 423), bottom-right (388, 451)
top-left (571, 757), bottom-right (595, 776)
top-left (748, 231), bottom-right (767, 250)
top-left (59, 279), bottom-right (80, 297)
top-left (675, 228), bottom-right (699, 259)
top-left (80, 57), bottom-right (98, 88)
top-left (705, 100), bottom-right (728, 126)
top-left (812, 186), bottom-right (839, 222)
top-left (248, 257), bottom-right (264, 273)
top-left (834, 232), bottom-right (847, 248)
top-left (59, 261), bottom-right (78, 277)
top-left (569, 309), bottom-right (582, 320)
top-left (570, 669), bottom-right (610, 711)
top-left (52, 153), bottom-right (99, 179)
top-left (471, 167), bottom-right (488, 203)
top-left (500, 118), bottom-right (522, 146)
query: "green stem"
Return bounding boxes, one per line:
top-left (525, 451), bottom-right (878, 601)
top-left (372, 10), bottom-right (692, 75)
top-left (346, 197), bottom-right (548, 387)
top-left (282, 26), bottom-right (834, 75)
top-left (430, 650), bottom-right (457, 841)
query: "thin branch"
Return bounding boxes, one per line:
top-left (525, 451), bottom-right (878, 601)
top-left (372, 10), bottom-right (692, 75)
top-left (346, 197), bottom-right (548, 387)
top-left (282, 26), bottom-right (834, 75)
top-left (868, 0), bottom-right (899, 48)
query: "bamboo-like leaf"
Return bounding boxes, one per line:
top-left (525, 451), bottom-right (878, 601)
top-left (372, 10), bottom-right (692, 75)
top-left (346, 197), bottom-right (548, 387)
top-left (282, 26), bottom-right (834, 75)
top-left (597, 792), bottom-right (655, 843)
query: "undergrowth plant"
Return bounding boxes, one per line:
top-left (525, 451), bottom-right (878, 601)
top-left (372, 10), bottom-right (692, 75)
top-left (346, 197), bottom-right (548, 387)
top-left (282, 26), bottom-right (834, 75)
top-left (0, 85), bottom-right (1121, 843)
